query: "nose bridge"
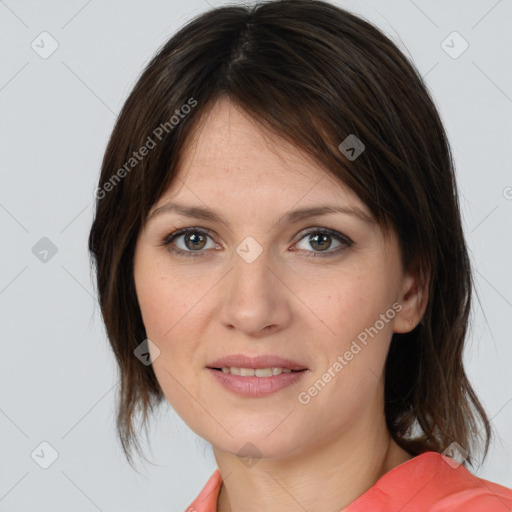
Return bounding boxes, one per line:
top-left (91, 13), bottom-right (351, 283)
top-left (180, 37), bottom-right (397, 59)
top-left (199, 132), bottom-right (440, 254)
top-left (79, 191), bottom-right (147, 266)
top-left (219, 237), bottom-right (289, 334)
top-left (230, 237), bottom-right (274, 300)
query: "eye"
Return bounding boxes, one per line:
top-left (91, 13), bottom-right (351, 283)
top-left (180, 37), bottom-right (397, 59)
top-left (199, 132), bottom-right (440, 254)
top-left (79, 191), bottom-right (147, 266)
top-left (161, 227), bottom-right (353, 258)
top-left (292, 228), bottom-right (352, 257)
top-left (161, 228), bottom-right (219, 258)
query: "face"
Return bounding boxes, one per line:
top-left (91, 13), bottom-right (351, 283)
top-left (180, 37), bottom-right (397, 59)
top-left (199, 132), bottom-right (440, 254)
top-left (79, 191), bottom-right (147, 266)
top-left (133, 96), bottom-right (416, 461)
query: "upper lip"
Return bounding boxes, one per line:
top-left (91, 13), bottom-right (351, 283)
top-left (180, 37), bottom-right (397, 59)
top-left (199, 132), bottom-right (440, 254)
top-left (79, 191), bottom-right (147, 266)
top-left (206, 353), bottom-right (308, 370)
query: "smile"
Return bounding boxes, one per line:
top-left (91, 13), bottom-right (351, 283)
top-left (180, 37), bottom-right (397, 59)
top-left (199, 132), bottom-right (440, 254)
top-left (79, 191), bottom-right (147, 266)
top-left (216, 366), bottom-right (301, 376)
top-left (207, 367), bottom-right (308, 397)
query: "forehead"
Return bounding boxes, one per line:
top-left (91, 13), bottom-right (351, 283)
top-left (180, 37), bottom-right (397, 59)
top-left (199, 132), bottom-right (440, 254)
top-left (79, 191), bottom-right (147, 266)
top-left (157, 96), bottom-right (369, 217)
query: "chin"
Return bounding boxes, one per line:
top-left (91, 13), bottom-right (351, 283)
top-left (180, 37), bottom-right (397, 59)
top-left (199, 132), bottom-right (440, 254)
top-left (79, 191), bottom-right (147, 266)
top-left (209, 427), bottom-right (303, 461)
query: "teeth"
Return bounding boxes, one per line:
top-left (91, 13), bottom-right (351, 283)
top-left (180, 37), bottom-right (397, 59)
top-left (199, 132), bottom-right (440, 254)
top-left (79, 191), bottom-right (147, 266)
top-left (221, 367), bottom-right (294, 376)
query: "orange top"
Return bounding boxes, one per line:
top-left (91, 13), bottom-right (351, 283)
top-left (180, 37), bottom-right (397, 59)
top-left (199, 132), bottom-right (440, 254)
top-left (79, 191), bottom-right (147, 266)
top-left (186, 451), bottom-right (512, 511)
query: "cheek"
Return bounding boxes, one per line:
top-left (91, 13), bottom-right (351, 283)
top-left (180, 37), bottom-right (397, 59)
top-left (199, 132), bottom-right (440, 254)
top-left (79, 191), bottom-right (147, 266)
top-left (133, 254), bottom-right (221, 392)
top-left (134, 261), bottom-right (207, 415)
top-left (300, 270), bottom-right (396, 388)
top-left (298, 269), bottom-right (387, 341)
top-left (135, 255), bottom-right (204, 343)
top-left (136, 275), bottom-right (174, 341)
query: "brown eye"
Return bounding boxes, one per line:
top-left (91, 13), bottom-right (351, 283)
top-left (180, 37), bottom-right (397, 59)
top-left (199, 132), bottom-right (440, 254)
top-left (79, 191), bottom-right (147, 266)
top-left (162, 228), bottom-right (217, 258)
top-left (293, 228), bottom-right (352, 257)
top-left (308, 233), bottom-right (332, 251)
top-left (183, 231), bottom-right (208, 250)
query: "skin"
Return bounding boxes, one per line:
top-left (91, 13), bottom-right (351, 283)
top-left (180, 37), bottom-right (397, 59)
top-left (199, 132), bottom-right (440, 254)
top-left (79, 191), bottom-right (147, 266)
top-left (133, 96), bottom-right (429, 512)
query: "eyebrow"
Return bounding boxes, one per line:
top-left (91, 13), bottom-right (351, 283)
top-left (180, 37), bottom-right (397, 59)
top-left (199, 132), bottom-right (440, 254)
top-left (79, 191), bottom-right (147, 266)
top-left (147, 201), bottom-right (375, 227)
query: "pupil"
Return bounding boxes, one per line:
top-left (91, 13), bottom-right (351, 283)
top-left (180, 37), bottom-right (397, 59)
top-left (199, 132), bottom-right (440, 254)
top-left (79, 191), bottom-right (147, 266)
top-left (311, 233), bottom-right (330, 251)
top-left (186, 232), bottom-right (206, 250)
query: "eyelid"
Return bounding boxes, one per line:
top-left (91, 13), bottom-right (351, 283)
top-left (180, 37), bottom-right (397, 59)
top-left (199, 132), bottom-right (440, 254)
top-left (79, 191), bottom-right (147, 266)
top-left (293, 226), bottom-right (353, 247)
top-left (163, 226), bottom-right (217, 243)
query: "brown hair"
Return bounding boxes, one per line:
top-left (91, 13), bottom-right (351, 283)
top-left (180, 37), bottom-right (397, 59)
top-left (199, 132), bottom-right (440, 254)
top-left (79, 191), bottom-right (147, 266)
top-left (88, 0), bottom-right (492, 469)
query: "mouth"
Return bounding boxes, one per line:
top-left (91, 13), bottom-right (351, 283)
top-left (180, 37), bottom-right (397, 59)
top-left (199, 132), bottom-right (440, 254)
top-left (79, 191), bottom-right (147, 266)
top-left (206, 365), bottom-right (309, 397)
top-left (205, 353), bottom-right (308, 374)
top-left (208, 367), bottom-right (307, 377)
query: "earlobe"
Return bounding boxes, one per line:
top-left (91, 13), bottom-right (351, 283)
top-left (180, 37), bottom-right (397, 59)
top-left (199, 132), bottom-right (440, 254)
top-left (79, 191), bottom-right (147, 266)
top-left (393, 270), bottom-right (429, 334)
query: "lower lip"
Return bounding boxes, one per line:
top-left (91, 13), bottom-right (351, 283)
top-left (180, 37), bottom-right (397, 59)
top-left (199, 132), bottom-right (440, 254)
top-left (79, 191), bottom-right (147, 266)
top-left (206, 368), bottom-right (308, 398)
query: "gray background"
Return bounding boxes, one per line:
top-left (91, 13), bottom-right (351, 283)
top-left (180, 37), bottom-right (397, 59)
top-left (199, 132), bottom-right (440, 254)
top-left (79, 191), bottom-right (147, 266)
top-left (1, 0), bottom-right (511, 510)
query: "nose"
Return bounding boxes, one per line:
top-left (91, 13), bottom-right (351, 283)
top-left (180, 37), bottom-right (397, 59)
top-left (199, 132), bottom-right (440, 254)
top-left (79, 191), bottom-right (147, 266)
top-left (218, 246), bottom-right (292, 337)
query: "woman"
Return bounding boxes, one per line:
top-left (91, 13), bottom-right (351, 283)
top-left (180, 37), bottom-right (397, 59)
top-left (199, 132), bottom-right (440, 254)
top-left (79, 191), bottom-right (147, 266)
top-left (88, 0), bottom-right (512, 510)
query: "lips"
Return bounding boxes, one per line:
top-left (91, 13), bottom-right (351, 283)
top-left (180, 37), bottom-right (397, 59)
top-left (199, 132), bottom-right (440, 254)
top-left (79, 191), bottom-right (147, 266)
top-left (206, 353), bottom-right (308, 371)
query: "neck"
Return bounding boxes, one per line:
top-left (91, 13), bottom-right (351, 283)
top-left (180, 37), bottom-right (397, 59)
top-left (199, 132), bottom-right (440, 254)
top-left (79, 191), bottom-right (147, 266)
top-left (214, 412), bottom-right (412, 512)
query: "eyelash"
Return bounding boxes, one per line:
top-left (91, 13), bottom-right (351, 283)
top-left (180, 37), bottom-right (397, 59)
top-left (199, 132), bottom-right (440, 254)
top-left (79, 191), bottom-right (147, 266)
top-left (160, 227), bottom-right (353, 258)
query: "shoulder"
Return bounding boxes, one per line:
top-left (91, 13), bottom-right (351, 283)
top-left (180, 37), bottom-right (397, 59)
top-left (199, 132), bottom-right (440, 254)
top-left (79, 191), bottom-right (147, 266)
top-left (427, 470), bottom-right (512, 511)
top-left (344, 451), bottom-right (512, 511)
top-left (403, 452), bottom-right (512, 511)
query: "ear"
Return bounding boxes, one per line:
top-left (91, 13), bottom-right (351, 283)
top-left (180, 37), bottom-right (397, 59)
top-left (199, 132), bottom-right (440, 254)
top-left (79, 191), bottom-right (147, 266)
top-left (393, 265), bottom-right (429, 334)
